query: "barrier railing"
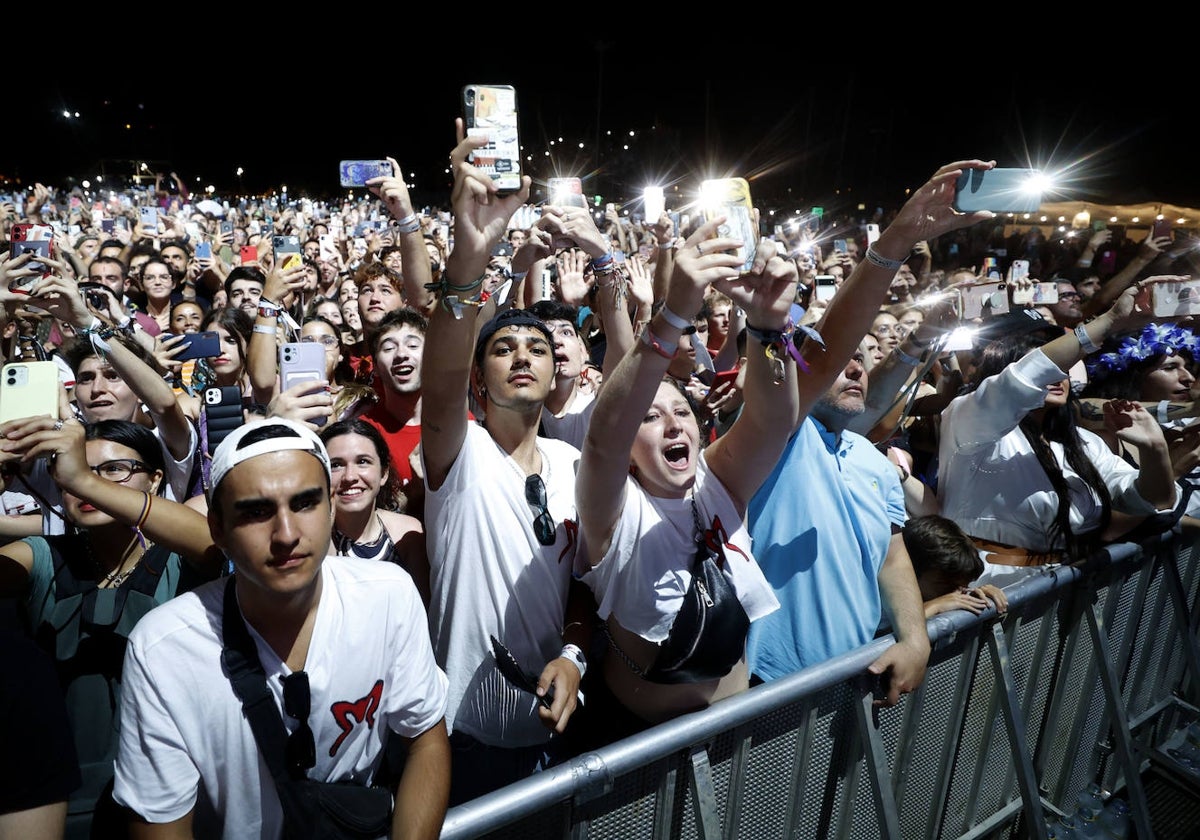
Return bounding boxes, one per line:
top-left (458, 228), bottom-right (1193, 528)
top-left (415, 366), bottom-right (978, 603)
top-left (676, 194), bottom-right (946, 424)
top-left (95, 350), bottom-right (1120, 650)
top-left (440, 526), bottom-right (1200, 840)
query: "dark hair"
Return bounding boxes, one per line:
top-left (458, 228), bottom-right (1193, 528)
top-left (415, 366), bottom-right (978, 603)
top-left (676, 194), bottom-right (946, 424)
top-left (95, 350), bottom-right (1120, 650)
top-left (89, 255), bottom-right (126, 277)
top-left (201, 306), bottom-right (253, 375)
top-left (370, 308), bottom-right (428, 357)
top-left (319, 419), bottom-right (401, 511)
top-left (969, 329), bottom-right (1112, 558)
top-left (62, 333), bottom-right (157, 378)
top-left (223, 265), bottom-right (266, 297)
top-left (85, 419), bottom-right (168, 496)
top-left (903, 515), bottom-right (982, 582)
top-left (528, 300), bottom-right (581, 333)
top-left (1081, 329), bottom-right (1198, 401)
top-left (158, 239), bottom-right (192, 259)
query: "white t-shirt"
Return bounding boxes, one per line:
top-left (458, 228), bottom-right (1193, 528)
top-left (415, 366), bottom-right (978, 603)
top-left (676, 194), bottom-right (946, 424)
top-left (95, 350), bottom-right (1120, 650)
top-left (113, 556), bottom-right (447, 839)
top-left (580, 451), bottom-right (779, 643)
top-left (540, 389), bottom-right (596, 451)
top-left (423, 422), bottom-right (581, 747)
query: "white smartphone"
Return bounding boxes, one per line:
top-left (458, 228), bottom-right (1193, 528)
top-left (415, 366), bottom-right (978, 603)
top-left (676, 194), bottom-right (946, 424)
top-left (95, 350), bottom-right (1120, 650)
top-left (814, 275), bottom-right (837, 302)
top-left (866, 224), bottom-right (881, 246)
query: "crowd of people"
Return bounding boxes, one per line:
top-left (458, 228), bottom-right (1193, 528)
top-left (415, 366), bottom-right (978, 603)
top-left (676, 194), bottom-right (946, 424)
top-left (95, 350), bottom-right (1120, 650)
top-left (1, 136), bottom-right (1198, 840)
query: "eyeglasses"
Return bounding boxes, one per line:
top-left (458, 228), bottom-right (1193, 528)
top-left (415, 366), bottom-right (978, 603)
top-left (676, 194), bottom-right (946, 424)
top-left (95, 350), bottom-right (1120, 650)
top-left (90, 459), bottom-right (152, 483)
top-left (301, 335), bottom-right (340, 348)
top-left (1059, 291), bottom-right (1082, 301)
top-left (524, 474), bottom-right (556, 546)
top-left (281, 671), bottom-right (316, 778)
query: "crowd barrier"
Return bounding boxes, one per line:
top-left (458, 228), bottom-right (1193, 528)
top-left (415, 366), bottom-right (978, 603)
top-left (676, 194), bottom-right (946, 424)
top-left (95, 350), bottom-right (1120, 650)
top-left (439, 525), bottom-right (1200, 839)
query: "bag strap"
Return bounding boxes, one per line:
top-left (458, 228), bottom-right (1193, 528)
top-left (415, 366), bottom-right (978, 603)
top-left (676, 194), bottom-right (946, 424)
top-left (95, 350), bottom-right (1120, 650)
top-left (219, 576), bottom-right (296, 788)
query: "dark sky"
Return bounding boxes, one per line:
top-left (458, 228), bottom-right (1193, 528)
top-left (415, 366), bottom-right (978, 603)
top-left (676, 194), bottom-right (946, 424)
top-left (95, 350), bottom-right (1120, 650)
top-left (7, 49), bottom-right (1190, 217)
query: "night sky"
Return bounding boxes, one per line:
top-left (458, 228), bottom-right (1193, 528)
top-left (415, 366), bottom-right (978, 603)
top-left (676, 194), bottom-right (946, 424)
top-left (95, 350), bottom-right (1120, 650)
top-left (7, 47), bottom-right (1189, 218)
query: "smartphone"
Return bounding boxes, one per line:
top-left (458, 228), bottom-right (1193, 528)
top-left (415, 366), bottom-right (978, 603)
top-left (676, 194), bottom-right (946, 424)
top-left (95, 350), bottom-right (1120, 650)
top-left (0, 361), bottom-right (60, 424)
top-left (814, 274), bottom-right (837, 303)
top-left (1099, 249), bottom-right (1117, 274)
top-left (163, 330), bottom-right (220, 361)
top-left (700, 177), bottom-right (757, 273)
top-left (194, 241), bottom-right (213, 260)
top-left (462, 84), bottom-right (521, 196)
top-left (339, 160), bottom-right (394, 189)
top-left (711, 368), bottom-right (739, 390)
top-left (960, 281), bottom-right (1010, 320)
top-left (318, 234), bottom-right (339, 262)
top-left (548, 177), bottom-right (586, 209)
top-left (101, 218), bottom-right (115, 234)
top-left (280, 342), bottom-right (329, 427)
top-left (1008, 259), bottom-right (1030, 285)
top-left (219, 220), bottom-right (234, 238)
top-left (239, 245), bottom-right (258, 265)
top-left (1152, 280), bottom-right (1200, 318)
top-left (203, 386), bottom-right (244, 454)
top-left (953, 168), bottom-right (1043, 213)
top-left (866, 224), bottom-right (881, 246)
top-left (273, 235), bottom-right (302, 270)
top-left (833, 239), bottom-right (847, 254)
top-left (1152, 218), bottom-right (1173, 241)
top-left (9, 240), bottom-right (52, 289)
top-left (1092, 219), bottom-right (1107, 232)
top-left (140, 207), bottom-right (158, 230)
top-left (643, 186), bottom-right (665, 223)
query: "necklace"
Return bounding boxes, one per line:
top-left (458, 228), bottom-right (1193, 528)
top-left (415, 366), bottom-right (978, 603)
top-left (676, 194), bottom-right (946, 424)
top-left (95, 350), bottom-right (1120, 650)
top-left (86, 530), bottom-right (147, 589)
top-left (333, 512), bottom-right (388, 557)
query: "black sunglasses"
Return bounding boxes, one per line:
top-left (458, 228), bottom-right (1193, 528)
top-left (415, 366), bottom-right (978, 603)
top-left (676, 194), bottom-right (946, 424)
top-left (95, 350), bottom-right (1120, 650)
top-left (524, 474), bottom-right (556, 546)
top-left (281, 671), bottom-right (316, 778)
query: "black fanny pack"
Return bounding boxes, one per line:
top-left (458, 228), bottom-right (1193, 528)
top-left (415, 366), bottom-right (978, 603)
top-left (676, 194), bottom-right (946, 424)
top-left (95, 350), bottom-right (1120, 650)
top-left (220, 577), bottom-right (393, 839)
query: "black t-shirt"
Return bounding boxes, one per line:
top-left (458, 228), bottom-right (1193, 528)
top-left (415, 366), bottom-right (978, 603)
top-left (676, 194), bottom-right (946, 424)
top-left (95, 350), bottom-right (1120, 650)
top-left (0, 628), bottom-right (81, 813)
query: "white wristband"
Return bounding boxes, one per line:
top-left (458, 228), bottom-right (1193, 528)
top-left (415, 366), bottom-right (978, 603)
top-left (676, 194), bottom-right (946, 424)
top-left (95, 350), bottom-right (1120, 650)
top-left (560, 644), bottom-right (587, 679)
top-left (1074, 322), bottom-right (1099, 355)
top-left (658, 304), bottom-right (692, 331)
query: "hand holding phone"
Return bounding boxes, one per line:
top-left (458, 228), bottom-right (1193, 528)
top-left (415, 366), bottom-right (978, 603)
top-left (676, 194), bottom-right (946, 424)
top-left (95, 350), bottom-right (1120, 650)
top-left (953, 168), bottom-right (1043, 213)
top-left (339, 160), bottom-right (394, 188)
top-left (462, 84), bottom-right (522, 196)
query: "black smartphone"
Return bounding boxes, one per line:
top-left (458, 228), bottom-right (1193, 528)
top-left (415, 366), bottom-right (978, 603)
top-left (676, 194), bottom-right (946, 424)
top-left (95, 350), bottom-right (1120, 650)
top-left (165, 331), bottom-right (221, 362)
top-left (203, 386), bottom-right (244, 454)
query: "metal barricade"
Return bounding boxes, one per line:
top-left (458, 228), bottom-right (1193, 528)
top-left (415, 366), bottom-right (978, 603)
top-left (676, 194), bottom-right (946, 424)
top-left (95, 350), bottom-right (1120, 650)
top-left (441, 527), bottom-right (1200, 840)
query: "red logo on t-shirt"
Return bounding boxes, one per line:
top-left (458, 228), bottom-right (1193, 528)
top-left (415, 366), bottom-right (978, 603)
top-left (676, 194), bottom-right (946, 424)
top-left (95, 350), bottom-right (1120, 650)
top-left (703, 515), bottom-right (749, 567)
top-left (328, 679), bottom-right (384, 757)
top-left (557, 518), bottom-right (578, 564)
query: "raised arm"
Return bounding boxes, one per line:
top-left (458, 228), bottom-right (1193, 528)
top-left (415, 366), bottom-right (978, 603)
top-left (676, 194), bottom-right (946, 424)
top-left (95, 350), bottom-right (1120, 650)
top-left (703, 242), bottom-right (800, 510)
top-left (795, 160), bottom-right (999, 428)
top-left (1, 413), bottom-right (221, 574)
top-left (367, 156), bottom-right (434, 314)
top-left (577, 219), bottom-right (761, 565)
top-left (420, 123), bottom-right (531, 490)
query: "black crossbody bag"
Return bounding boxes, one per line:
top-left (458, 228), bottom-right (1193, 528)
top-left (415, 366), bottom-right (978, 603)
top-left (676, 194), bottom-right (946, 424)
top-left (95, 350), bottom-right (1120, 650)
top-left (220, 577), bottom-right (393, 840)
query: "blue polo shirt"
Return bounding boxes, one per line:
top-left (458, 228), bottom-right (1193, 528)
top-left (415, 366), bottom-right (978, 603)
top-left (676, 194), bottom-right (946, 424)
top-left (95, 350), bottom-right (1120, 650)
top-left (746, 416), bottom-right (905, 681)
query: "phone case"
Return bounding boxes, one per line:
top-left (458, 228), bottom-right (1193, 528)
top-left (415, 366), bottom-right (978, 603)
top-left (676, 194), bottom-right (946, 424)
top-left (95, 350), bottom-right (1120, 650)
top-left (203, 386), bottom-right (244, 454)
top-left (959, 281), bottom-right (1010, 320)
top-left (280, 342), bottom-right (327, 393)
top-left (194, 242), bottom-right (212, 260)
top-left (548, 177), bottom-right (587, 209)
top-left (700, 178), bottom-right (758, 273)
top-left (1152, 280), bottom-right (1200, 318)
top-left (462, 84), bottom-right (521, 195)
top-left (9, 239), bottom-right (52, 289)
top-left (814, 275), bottom-right (837, 302)
top-left (171, 331), bottom-right (221, 361)
top-left (0, 362), bottom-right (60, 424)
top-left (338, 160), bottom-right (393, 188)
top-left (953, 168), bottom-right (1043, 213)
top-left (239, 245), bottom-right (258, 265)
top-left (1152, 218), bottom-right (1173, 240)
top-left (866, 224), bottom-right (881, 245)
top-left (140, 208), bottom-right (158, 229)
